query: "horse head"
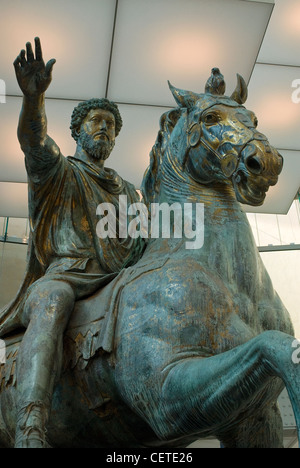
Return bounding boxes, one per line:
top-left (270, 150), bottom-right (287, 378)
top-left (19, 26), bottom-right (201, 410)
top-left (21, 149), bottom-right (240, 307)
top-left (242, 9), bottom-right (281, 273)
top-left (143, 68), bottom-right (283, 207)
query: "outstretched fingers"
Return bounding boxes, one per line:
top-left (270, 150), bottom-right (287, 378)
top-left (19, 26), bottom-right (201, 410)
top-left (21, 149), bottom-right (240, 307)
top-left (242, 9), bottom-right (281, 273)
top-left (34, 37), bottom-right (43, 61)
top-left (20, 49), bottom-right (26, 66)
top-left (13, 38), bottom-right (56, 95)
top-left (14, 38), bottom-right (44, 69)
top-left (13, 56), bottom-right (21, 71)
top-left (45, 59), bottom-right (56, 78)
top-left (13, 49), bottom-right (26, 71)
top-left (26, 42), bottom-right (34, 63)
top-left (35, 37), bottom-right (56, 76)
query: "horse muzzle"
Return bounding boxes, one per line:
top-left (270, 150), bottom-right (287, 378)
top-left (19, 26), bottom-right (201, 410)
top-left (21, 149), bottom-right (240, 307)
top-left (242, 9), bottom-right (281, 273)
top-left (232, 141), bottom-right (283, 206)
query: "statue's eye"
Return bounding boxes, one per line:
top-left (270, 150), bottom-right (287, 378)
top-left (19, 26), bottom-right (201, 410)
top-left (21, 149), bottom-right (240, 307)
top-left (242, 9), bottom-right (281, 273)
top-left (204, 113), bottom-right (219, 125)
top-left (254, 117), bottom-right (259, 128)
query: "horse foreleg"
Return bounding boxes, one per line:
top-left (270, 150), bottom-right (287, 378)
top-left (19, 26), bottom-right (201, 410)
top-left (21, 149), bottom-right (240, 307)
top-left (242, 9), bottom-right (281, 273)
top-left (260, 331), bottom-right (300, 446)
top-left (148, 331), bottom-right (299, 445)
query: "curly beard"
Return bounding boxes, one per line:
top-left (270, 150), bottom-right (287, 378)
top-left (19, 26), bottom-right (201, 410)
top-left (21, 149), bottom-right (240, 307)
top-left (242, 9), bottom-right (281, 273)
top-left (80, 129), bottom-right (115, 161)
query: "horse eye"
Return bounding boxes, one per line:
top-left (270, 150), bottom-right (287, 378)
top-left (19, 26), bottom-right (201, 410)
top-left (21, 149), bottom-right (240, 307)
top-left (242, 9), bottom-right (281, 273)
top-left (204, 113), bottom-right (219, 125)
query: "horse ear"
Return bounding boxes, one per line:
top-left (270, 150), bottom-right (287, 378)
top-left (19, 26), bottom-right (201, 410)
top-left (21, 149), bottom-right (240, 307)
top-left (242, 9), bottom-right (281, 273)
top-left (231, 74), bottom-right (248, 104)
top-left (168, 81), bottom-right (200, 108)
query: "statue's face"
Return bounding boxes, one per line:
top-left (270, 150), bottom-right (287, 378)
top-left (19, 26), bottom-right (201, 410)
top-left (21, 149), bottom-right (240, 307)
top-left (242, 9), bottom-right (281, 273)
top-left (79, 108), bottom-right (116, 161)
top-left (83, 109), bottom-right (116, 143)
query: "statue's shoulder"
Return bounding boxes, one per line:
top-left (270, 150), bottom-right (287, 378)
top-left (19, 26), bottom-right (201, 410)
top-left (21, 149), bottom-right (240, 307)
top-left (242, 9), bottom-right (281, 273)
top-left (122, 178), bottom-right (136, 190)
top-left (122, 179), bottom-right (141, 199)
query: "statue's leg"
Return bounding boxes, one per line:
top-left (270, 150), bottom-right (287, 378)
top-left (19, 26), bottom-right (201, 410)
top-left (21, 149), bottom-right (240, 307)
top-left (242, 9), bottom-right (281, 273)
top-left (14, 279), bottom-right (75, 448)
top-left (218, 401), bottom-right (285, 448)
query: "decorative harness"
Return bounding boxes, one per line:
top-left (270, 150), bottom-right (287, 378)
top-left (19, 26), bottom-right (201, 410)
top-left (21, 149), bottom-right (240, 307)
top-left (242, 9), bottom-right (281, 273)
top-left (185, 98), bottom-right (270, 180)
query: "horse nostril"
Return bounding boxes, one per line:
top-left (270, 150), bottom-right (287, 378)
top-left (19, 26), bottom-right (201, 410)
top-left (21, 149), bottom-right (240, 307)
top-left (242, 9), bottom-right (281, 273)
top-left (246, 155), bottom-right (263, 175)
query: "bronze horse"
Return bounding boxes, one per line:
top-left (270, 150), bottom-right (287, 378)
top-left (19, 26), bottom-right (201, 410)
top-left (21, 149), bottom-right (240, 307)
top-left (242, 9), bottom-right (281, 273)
top-left (0, 70), bottom-right (299, 448)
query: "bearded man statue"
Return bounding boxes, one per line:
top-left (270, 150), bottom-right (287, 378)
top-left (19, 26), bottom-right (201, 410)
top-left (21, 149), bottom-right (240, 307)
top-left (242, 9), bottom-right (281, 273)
top-left (0, 38), bottom-right (145, 448)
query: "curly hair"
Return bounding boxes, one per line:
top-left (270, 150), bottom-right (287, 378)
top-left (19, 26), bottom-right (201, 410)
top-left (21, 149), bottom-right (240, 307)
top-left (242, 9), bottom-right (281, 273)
top-left (70, 98), bottom-right (123, 142)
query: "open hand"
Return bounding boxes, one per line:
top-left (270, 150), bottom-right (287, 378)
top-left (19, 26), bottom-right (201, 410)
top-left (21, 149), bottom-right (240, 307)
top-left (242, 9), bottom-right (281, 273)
top-left (13, 37), bottom-right (56, 97)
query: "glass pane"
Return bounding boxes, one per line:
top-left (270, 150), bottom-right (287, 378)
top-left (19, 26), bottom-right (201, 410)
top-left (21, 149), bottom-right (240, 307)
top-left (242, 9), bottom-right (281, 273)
top-left (247, 200), bottom-right (300, 247)
top-left (0, 242), bottom-right (27, 309)
top-left (0, 217), bottom-right (6, 238)
top-left (6, 217), bottom-right (29, 242)
top-left (277, 201), bottom-right (300, 245)
top-left (260, 250), bottom-right (300, 338)
top-left (255, 213), bottom-right (281, 246)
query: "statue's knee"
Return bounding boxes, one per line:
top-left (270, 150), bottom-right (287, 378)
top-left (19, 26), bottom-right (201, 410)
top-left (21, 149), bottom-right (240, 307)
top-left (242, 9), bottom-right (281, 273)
top-left (46, 282), bottom-right (75, 309)
top-left (24, 281), bottom-right (75, 324)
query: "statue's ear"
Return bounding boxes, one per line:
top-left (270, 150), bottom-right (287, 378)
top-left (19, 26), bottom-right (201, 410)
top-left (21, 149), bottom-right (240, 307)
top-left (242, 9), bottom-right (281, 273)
top-left (168, 81), bottom-right (200, 108)
top-left (74, 127), bottom-right (81, 141)
top-left (231, 74), bottom-right (248, 105)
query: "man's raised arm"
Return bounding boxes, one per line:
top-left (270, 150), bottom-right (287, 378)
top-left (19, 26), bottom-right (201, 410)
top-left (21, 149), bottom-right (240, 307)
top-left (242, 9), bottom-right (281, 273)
top-left (13, 37), bottom-right (58, 156)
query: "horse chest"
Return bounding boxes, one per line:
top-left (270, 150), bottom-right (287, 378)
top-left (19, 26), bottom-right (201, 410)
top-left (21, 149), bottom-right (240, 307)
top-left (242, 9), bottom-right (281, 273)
top-left (149, 253), bottom-right (267, 352)
top-left (202, 219), bottom-right (263, 294)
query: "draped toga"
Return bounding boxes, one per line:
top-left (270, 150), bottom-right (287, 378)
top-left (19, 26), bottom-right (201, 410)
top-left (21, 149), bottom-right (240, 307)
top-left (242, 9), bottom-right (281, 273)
top-left (0, 146), bottom-right (145, 336)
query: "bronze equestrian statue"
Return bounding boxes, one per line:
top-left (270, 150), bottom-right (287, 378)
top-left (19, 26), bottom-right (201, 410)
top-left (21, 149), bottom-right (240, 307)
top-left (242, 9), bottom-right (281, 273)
top-left (0, 39), bottom-right (299, 448)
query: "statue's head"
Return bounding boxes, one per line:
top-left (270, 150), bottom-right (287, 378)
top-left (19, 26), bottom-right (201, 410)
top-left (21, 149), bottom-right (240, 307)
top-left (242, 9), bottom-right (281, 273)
top-left (70, 98), bottom-right (123, 161)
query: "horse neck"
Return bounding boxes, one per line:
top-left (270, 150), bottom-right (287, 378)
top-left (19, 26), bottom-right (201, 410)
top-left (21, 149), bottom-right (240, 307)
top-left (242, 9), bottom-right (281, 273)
top-left (149, 142), bottom-right (259, 263)
top-left (159, 143), bottom-right (244, 222)
top-left (143, 121), bottom-right (266, 299)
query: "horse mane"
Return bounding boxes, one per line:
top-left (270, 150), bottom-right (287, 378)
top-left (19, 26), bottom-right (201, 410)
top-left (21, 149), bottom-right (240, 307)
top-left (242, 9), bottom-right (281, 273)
top-left (141, 108), bottom-right (181, 208)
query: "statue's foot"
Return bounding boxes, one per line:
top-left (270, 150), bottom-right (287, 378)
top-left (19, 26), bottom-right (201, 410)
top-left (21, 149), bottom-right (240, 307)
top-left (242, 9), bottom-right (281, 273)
top-left (15, 427), bottom-right (46, 449)
top-left (15, 401), bottom-right (49, 449)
